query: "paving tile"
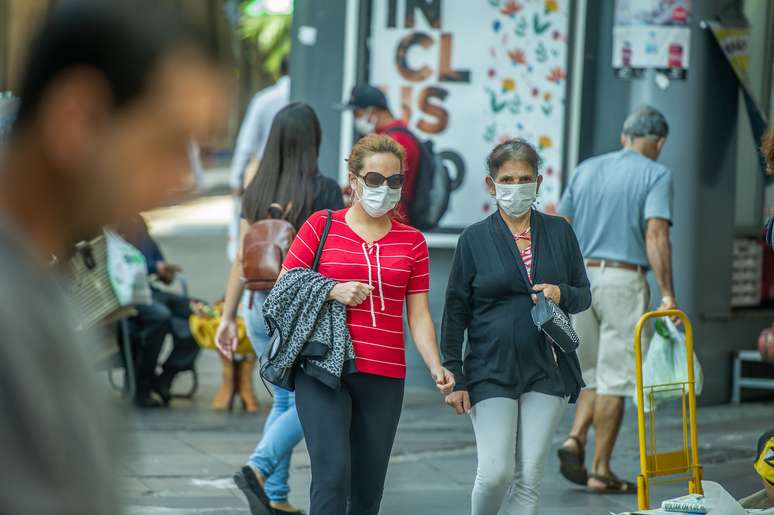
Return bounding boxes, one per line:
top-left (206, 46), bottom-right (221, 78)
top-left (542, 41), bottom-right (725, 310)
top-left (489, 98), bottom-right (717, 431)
top-left (122, 378), bottom-right (769, 514)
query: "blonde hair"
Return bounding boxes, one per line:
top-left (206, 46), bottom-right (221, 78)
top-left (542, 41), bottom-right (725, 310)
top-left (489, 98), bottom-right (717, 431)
top-left (347, 134), bottom-right (405, 176)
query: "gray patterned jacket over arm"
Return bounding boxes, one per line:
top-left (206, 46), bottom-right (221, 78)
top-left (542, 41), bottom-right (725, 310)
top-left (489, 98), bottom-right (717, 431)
top-left (263, 268), bottom-right (356, 389)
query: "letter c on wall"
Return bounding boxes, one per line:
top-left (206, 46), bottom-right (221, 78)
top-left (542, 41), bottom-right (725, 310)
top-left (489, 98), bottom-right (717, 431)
top-left (395, 32), bottom-right (434, 82)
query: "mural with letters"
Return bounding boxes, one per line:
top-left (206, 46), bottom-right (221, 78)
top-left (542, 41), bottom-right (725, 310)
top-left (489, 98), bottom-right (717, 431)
top-left (369, 0), bottom-right (570, 229)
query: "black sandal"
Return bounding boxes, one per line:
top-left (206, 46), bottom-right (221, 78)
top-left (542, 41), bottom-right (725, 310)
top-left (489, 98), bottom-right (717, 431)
top-left (557, 435), bottom-right (588, 486)
top-left (233, 466), bottom-right (273, 515)
top-left (587, 473), bottom-right (637, 495)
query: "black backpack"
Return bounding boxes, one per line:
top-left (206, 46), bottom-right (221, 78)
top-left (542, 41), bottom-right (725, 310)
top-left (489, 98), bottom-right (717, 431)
top-left (385, 127), bottom-right (451, 231)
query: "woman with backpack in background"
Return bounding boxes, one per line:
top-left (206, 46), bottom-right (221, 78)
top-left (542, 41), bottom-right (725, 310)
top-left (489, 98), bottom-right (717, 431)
top-left (215, 102), bottom-right (343, 515)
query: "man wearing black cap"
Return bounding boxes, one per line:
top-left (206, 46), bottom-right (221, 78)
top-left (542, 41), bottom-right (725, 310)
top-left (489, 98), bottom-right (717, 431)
top-left (339, 84), bottom-right (421, 226)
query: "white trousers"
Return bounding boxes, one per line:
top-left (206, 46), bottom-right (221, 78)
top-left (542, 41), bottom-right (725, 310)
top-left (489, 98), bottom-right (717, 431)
top-left (470, 392), bottom-right (566, 515)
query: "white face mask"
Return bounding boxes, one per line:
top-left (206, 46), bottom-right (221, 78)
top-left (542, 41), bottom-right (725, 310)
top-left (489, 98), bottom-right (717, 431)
top-left (494, 181), bottom-right (537, 218)
top-left (355, 178), bottom-right (402, 218)
top-left (354, 109), bottom-right (376, 135)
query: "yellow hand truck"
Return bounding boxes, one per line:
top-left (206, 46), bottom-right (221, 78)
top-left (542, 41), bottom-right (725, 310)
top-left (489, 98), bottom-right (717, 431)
top-left (634, 309), bottom-right (703, 511)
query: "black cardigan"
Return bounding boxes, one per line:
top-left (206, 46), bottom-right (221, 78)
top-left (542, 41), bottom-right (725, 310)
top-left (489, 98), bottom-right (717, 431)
top-left (441, 210), bottom-right (591, 406)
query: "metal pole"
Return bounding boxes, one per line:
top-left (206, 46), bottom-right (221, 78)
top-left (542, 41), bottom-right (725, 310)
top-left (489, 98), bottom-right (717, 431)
top-left (682, 315), bottom-right (703, 494)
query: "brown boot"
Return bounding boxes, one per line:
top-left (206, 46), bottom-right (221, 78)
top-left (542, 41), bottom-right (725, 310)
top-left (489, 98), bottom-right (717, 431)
top-left (238, 356), bottom-right (259, 413)
top-left (212, 354), bottom-right (236, 411)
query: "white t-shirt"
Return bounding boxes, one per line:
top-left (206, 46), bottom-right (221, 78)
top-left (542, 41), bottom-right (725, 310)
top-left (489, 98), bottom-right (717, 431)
top-left (229, 76), bottom-right (291, 190)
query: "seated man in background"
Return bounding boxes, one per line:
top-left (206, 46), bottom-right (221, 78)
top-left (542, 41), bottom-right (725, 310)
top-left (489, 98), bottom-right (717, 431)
top-left (121, 215), bottom-right (200, 407)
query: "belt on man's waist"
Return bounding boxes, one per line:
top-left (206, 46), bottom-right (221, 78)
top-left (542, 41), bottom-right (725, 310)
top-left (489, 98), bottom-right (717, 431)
top-left (585, 259), bottom-right (644, 274)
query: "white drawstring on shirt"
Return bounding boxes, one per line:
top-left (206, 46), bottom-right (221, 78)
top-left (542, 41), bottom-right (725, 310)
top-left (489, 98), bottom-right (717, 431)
top-left (361, 242), bottom-right (385, 327)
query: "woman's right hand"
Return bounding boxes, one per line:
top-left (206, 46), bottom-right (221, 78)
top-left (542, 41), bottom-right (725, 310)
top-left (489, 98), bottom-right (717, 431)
top-left (329, 281), bottom-right (373, 306)
top-left (445, 390), bottom-right (471, 415)
top-left (215, 317), bottom-right (239, 359)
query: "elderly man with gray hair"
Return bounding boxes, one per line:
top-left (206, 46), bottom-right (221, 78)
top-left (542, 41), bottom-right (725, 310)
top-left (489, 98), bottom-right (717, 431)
top-left (555, 105), bottom-right (676, 494)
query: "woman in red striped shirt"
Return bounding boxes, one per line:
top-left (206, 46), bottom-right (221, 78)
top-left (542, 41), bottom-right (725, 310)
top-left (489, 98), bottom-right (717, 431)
top-left (283, 134), bottom-right (454, 515)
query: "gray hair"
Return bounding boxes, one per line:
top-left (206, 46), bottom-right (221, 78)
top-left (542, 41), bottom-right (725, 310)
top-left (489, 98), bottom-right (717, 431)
top-left (486, 138), bottom-right (542, 178)
top-left (622, 104), bottom-right (669, 140)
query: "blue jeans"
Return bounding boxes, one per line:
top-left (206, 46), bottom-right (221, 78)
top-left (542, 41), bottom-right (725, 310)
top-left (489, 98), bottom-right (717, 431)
top-left (243, 291), bottom-right (304, 503)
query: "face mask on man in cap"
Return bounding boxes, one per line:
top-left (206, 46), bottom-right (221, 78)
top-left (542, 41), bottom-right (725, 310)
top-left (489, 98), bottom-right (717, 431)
top-left (338, 84), bottom-right (389, 135)
top-left (354, 107), bottom-right (376, 135)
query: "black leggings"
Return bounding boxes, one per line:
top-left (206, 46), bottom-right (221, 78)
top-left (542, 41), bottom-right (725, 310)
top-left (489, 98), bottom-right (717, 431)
top-left (295, 369), bottom-right (405, 515)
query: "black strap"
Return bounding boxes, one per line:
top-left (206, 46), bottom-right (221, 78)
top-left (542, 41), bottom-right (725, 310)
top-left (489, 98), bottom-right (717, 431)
top-left (311, 210), bottom-right (333, 272)
top-left (384, 126), bottom-right (420, 146)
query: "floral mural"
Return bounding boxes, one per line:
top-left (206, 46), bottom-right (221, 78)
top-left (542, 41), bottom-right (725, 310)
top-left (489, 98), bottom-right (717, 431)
top-left (484, 0), bottom-right (569, 214)
top-left (369, 0), bottom-right (570, 228)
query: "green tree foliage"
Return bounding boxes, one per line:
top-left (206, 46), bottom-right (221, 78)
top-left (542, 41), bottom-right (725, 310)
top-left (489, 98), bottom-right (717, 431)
top-left (239, 1), bottom-right (291, 79)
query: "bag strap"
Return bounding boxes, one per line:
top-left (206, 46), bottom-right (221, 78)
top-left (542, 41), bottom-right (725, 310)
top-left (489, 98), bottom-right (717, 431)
top-left (384, 126), bottom-right (422, 147)
top-left (312, 210), bottom-right (333, 272)
top-left (267, 202), bottom-right (293, 220)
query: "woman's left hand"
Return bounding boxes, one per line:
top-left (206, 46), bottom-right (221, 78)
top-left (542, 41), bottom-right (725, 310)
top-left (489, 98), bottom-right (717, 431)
top-left (532, 283), bottom-right (561, 305)
top-left (431, 367), bottom-right (455, 395)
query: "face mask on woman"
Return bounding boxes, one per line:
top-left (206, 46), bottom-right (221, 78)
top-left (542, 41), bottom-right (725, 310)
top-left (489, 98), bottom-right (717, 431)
top-left (494, 181), bottom-right (537, 218)
top-left (354, 109), bottom-right (376, 135)
top-left (355, 178), bottom-right (402, 218)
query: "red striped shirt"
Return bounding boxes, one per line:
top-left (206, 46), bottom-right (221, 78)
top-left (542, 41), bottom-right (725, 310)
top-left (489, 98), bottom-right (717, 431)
top-left (282, 209), bottom-right (430, 379)
top-left (521, 246), bottom-right (533, 282)
top-left (514, 230), bottom-right (533, 283)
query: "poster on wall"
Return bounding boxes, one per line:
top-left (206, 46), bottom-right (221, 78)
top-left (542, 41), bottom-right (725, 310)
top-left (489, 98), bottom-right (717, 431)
top-left (612, 0), bottom-right (691, 80)
top-left (368, 0), bottom-right (571, 231)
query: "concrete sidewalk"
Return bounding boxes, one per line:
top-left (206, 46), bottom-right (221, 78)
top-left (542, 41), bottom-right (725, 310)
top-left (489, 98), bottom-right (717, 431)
top-left (117, 192), bottom-right (769, 514)
top-left (119, 373), bottom-right (769, 515)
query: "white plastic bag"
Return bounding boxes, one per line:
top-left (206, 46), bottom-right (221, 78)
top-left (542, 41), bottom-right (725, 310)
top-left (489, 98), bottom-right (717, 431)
top-left (635, 318), bottom-right (703, 412)
top-left (105, 230), bottom-right (152, 306)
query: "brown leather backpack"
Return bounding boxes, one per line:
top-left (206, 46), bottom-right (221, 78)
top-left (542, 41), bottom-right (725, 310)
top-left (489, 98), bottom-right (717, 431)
top-left (243, 203), bottom-right (296, 292)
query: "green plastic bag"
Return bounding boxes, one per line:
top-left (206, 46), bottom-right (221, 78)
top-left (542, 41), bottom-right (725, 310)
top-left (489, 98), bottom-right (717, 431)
top-left (635, 318), bottom-right (703, 412)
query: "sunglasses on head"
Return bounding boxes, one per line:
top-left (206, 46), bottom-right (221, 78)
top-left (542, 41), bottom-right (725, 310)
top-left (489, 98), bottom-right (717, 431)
top-left (360, 171), bottom-right (405, 190)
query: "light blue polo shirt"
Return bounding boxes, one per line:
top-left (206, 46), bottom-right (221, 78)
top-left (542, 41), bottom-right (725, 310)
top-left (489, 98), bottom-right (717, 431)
top-left (557, 149), bottom-right (673, 268)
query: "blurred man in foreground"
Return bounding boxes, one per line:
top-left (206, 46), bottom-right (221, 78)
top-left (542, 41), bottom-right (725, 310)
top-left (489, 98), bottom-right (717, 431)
top-left (0, 1), bottom-right (227, 513)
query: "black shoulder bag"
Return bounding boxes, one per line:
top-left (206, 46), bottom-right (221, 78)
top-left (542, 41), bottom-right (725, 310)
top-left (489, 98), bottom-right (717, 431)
top-left (260, 210), bottom-right (333, 391)
top-left (530, 291), bottom-right (580, 353)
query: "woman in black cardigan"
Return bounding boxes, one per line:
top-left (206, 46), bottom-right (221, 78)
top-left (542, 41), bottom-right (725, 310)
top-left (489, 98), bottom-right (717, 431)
top-left (442, 139), bottom-right (591, 515)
